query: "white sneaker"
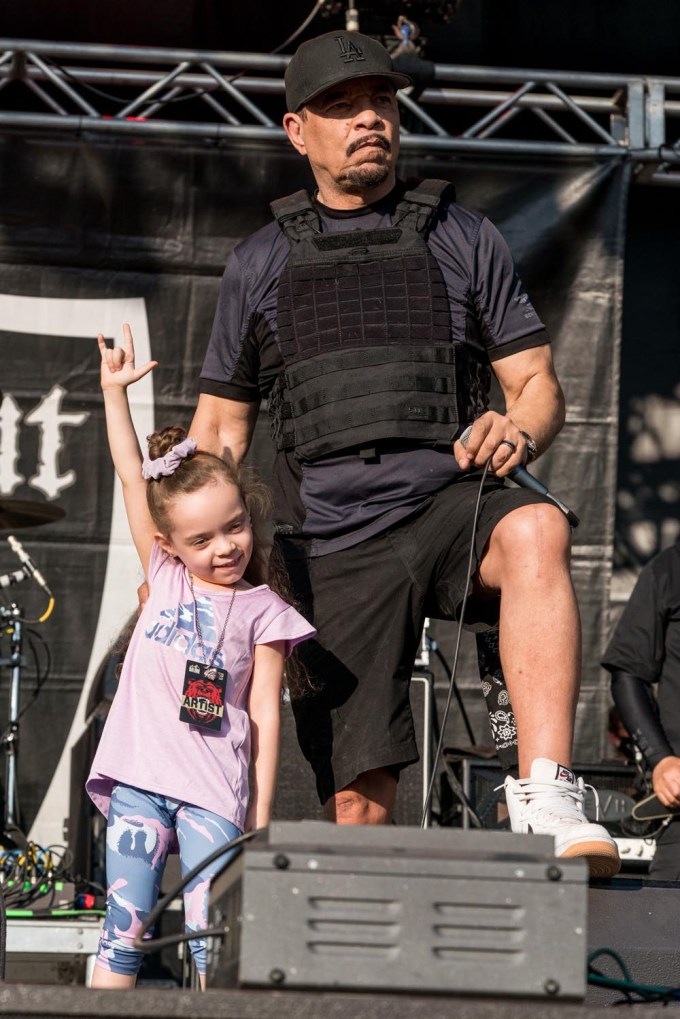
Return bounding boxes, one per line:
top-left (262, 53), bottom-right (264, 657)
top-left (504, 758), bottom-right (621, 879)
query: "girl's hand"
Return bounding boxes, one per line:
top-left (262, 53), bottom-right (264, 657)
top-left (244, 802), bottom-right (257, 832)
top-left (244, 800), bottom-right (268, 833)
top-left (98, 323), bottom-right (158, 391)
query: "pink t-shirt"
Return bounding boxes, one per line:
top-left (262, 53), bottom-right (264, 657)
top-left (86, 543), bottom-right (315, 831)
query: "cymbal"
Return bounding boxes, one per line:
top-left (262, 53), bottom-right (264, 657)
top-left (0, 498), bottom-right (65, 531)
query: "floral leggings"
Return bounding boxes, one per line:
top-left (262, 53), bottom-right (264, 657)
top-left (95, 783), bottom-right (241, 976)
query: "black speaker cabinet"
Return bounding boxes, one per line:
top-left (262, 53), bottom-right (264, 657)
top-left (271, 697), bottom-right (322, 822)
top-left (273, 677), bottom-right (436, 827)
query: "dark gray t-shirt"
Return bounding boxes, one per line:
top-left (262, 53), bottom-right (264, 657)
top-left (200, 184), bottom-right (548, 555)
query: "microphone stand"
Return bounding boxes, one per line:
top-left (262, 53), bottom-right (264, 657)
top-left (0, 601), bottom-right (24, 832)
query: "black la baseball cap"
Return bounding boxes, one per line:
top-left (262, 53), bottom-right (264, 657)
top-left (285, 31), bottom-right (412, 113)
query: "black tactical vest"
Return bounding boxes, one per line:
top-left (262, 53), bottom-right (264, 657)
top-left (269, 179), bottom-right (486, 460)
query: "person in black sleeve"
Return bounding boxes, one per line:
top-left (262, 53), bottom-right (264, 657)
top-left (191, 29), bottom-right (620, 876)
top-left (603, 541), bottom-right (680, 880)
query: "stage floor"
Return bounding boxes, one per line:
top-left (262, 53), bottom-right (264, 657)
top-left (0, 984), bottom-right (678, 1018)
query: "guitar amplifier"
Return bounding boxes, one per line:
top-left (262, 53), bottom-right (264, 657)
top-left (206, 821), bottom-right (588, 1000)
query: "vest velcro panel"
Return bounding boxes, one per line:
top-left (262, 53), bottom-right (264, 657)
top-left (272, 344), bottom-right (466, 459)
top-left (277, 251), bottom-right (451, 365)
top-left (270, 180), bottom-right (483, 459)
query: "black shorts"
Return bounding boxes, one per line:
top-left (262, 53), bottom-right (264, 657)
top-left (280, 476), bottom-right (550, 804)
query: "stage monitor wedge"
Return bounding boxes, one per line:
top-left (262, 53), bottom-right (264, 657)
top-left (207, 821), bottom-right (588, 1000)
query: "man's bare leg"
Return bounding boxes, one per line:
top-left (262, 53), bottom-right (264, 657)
top-left (476, 501), bottom-right (579, 776)
top-left (476, 501), bottom-right (620, 876)
top-left (321, 505), bottom-right (577, 824)
top-left (324, 767), bottom-right (397, 824)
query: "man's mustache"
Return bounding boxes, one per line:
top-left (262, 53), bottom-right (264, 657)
top-left (346, 135), bottom-right (392, 157)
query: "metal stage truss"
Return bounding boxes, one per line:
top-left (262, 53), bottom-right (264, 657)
top-left (0, 38), bottom-right (679, 184)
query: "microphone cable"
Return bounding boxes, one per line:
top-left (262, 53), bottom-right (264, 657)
top-left (420, 458), bottom-right (492, 828)
top-left (420, 431), bottom-right (582, 828)
top-left (132, 829), bottom-right (259, 955)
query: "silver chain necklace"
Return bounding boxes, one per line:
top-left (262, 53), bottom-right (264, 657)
top-left (187, 573), bottom-right (236, 669)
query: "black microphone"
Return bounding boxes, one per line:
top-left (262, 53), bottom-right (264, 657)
top-left (459, 425), bottom-right (580, 529)
top-left (0, 566), bottom-right (28, 589)
top-left (6, 535), bottom-right (53, 595)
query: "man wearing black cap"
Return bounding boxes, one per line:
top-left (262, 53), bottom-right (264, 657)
top-left (191, 31), bottom-right (619, 876)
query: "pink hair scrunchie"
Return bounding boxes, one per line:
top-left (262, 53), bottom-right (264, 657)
top-left (142, 437), bottom-right (197, 480)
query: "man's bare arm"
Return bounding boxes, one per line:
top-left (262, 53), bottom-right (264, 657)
top-left (454, 345), bottom-right (565, 476)
top-left (190, 393), bottom-right (260, 463)
top-left (494, 345), bottom-right (565, 451)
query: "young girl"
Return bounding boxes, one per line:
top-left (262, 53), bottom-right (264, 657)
top-left (86, 324), bottom-right (314, 989)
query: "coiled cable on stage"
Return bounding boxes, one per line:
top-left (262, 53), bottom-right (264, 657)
top-left (588, 947), bottom-right (680, 1004)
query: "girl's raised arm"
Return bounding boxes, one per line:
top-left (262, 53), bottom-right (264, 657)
top-left (98, 324), bottom-right (158, 577)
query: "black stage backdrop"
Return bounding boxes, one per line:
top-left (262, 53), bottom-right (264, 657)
top-left (0, 133), bottom-right (629, 843)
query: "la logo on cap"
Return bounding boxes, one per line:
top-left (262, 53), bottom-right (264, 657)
top-left (335, 36), bottom-right (366, 63)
